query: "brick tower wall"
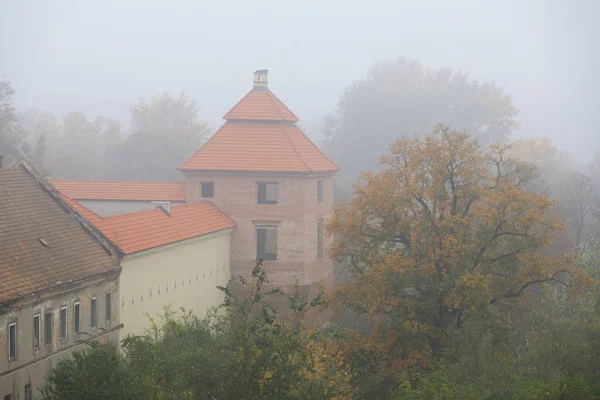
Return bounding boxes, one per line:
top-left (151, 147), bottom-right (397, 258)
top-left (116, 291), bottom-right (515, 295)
top-left (183, 172), bottom-right (335, 287)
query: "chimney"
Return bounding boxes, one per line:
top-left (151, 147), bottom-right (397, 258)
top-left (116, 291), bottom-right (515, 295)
top-left (253, 69), bottom-right (268, 89)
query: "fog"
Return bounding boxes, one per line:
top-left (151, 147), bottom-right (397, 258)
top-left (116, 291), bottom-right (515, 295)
top-left (1, 0), bottom-right (598, 160)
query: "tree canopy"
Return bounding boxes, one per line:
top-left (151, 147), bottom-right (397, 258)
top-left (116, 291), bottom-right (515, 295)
top-left (327, 125), bottom-right (593, 397)
top-left (323, 58), bottom-right (519, 197)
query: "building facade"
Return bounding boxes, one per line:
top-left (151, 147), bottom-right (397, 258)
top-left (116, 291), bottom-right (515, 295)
top-left (0, 162), bottom-right (122, 399)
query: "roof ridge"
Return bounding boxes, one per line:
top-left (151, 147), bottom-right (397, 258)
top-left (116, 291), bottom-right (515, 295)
top-left (223, 88), bottom-right (254, 120)
top-left (289, 125), bottom-right (341, 172)
top-left (281, 125), bottom-right (311, 172)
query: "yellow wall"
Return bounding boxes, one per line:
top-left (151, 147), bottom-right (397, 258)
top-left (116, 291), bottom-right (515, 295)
top-left (119, 229), bottom-right (232, 339)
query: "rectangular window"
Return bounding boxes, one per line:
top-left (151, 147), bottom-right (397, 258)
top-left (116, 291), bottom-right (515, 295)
top-left (60, 306), bottom-right (67, 340)
top-left (24, 384), bottom-right (32, 400)
top-left (317, 180), bottom-right (323, 203)
top-left (44, 311), bottom-right (53, 345)
top-left (4, 395), bottom-right (12, 400)
top-left (74, 302), bottom-right (81, 333)
top-left (8, 322), bottom-right (16, 360)
top-left (317, 219), bottom-right (324, 258)
top-left (105, 292), bottom-right (112, 321)
top-left (33, 314), bottom-right (41, 348)
top-left (257, 182), bottom-right (278, 204)
top-left (91, 296), bottom-right (97, 327)
top-left (200, 181), bottom-right (214, 198)
top-left (256, 226), bottom-right (278, 261)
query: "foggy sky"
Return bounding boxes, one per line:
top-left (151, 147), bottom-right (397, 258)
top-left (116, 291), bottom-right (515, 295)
top-left (1, 0), bottom-right (598, 161)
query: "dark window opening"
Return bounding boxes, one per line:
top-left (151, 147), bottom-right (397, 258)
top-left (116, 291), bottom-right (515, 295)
top-left (257, 182), bottom-right (278, 204)
top-left (59, 306), bottom-right (67, 340)
top-left (317, 180), bottom-right (324, 203)
top-left (200, 181), bottom-right (214, 198)
top-left (4, 394), bottom-right (12, 400)
top-left (33, 315), bottom-right (40, 348)
top-left (24, 384), bottom-right (32, 400)
top-left (317, 219), bottom-right (324, 258)
top-left (91, 296), bottom-right (97, 327)
top-left (257, 227), bottom-right (277, 261)
top-left (44, 312), bottom-right (52, 345)
top-left (74, 302), bottom-right (81, 333)
top-left (105, 292), bottom-right (112, 321)
top-left (8, 323), bottom-right (16, 360)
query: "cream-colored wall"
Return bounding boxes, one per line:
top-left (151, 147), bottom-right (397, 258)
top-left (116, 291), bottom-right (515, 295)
top-left (119, 229), bottom-right (232, 339)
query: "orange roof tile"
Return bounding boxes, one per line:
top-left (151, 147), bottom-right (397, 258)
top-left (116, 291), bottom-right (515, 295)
top-left (223, 88), bottom-right (299, 122)
top-left (61, 196), bottom-right (235, 255)
top-left (51, 180), bottom-right (186, 201)
top-left (180, 123), bottom-right (339, 172)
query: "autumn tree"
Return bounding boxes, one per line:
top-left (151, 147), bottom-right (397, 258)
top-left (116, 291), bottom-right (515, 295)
top-left (322, 58), bottom-right (519, 198)
top-left (327, 125), bottom-right (591, 395)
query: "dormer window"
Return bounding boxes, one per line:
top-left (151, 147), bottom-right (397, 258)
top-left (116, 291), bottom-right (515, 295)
top-left (257, 182), bottom-right (278, 204)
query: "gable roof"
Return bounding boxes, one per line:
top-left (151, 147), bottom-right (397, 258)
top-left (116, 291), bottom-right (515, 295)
top-left (180, 123), bottom-right (339, 172)
top-left (0, 164), bottom-right (120, 305)
top-left (63, 196), bottom-right (235, 255)
top-left (51, 180), bottom-right (186, 202)
top-left (223, 88), bottom-right (299, 122)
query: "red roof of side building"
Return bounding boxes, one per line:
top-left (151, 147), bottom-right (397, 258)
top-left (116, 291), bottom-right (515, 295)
top-left (62, 195), bottom-right (235, 255)
top-left (223, 88), bottom-right (299, 122)
top-left (50, 180), bottom-right (186, 201)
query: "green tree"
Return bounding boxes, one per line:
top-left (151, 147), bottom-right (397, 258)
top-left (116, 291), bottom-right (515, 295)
top-left (106, 92), bottom-right (209, 181)
top-left (323, 58), bottom-right (519, 198)
top-left (41, 342), bottom-right (143, 400)
top-left (0, 78), bottom-right (25, 163)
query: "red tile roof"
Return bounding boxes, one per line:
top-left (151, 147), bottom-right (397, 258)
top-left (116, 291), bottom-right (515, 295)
top-left (180, 123), bottom-right (339, 172)
top-left (63, 196), bottom-right (235, 255)
top-left (0, 165), bottom-right (120, 304)
top-left (50, 180), bottom-right (186, 201)
top-left (224, 88), bottom-right (299, 122)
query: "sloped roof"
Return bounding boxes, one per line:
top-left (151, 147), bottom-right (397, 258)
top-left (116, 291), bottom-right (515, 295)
top-left (223, 88), bottom-right (299, 122)
top-left (0, 165), bottom-right (119, 305)
top-left (63, 196), bottom-right (235, 255)
top-left (180, 123), bottom-right (339, 172)
top-left (51, 180), bottom-right (186, 202)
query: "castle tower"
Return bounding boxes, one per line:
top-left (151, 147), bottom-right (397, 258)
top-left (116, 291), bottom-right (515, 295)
top-left (180, 70), bottom-right (339, 287)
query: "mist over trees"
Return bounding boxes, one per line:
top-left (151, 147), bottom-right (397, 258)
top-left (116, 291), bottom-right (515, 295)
top-left (322, 58), bottom-right (519, 198)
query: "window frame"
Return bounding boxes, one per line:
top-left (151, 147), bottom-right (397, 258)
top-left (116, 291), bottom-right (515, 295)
top-left (24, 384), bottom-right (32, 400)
top-left (91, 296), bottom-right (97, 328)
top-left (33, 314), bottom-right (41, 349)
top-left (7, 322), bottom-right (17, 361)
top-left (59, 305), bottom-right (68, 341)
top-left (256, 225), bottom-right (278, 261)
top-left (44, 311), bottom-right (53, 346)
top-left (256, 182), bottom-right (279, 205)
top-left (199, 181), bottom-right (215, 198)
top-left (317, 218), bottom-right (324, 258)
top-left (73, 301), bottom-right (81, 334)
top-left (105, 292), bottom-right (112, 321)
top-left (317, 180), bottom-right (324, 203)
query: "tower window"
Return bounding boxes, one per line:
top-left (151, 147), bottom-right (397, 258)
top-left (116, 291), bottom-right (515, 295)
top-left (257, 182), bottom-right (278, 204)
top-left (317, 180), bottom-right (323, 203)
top-left (317, 219), bottom-right (324, 258)
top-left (256, 226), bottom-right (278, 261)
top-left (200, 181), bottom-right (214, 198)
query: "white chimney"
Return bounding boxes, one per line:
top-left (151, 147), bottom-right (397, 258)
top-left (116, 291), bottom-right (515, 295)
top-left (253, 69), bottom-right (268, 89)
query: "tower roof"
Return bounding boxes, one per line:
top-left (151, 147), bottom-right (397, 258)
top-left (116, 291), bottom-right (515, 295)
top-left (181, 70), bottom-right (338, 173)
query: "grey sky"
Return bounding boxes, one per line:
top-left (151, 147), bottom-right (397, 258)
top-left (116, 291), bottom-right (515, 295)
top-left (1, 0), bottom-right (598, 160)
